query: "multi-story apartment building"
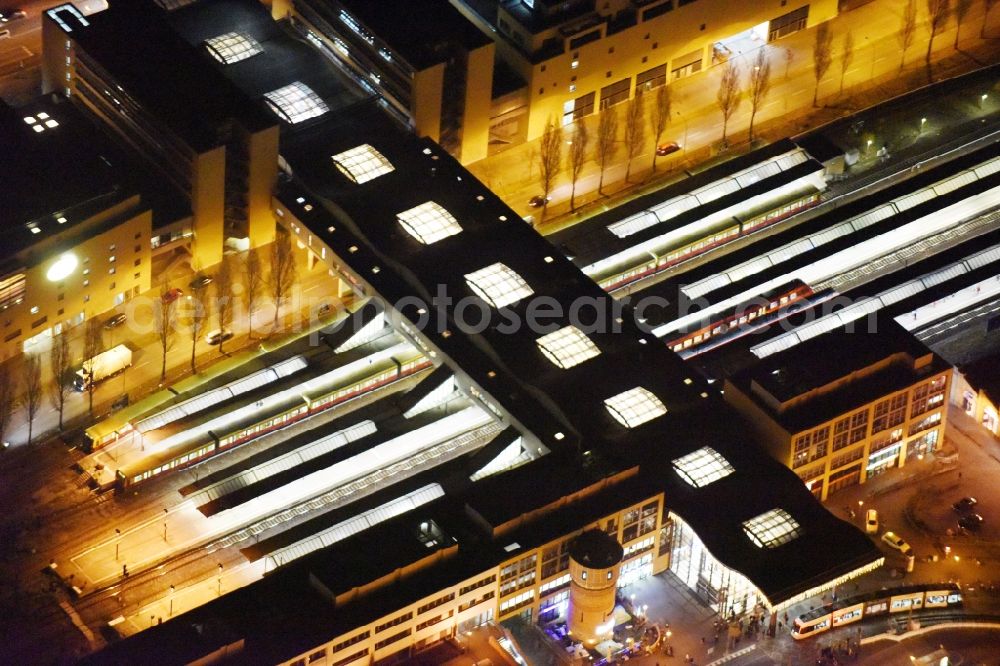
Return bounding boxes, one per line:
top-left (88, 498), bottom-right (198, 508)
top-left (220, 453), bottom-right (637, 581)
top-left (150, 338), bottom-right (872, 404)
top-left (725, 316), bottom-right (951, 501)
top-left (272, 0), bottom-right (495, 164)
top-left (461, 0), bottom-right (837, 144)
top-left (40, 1), bottom-right (281, 271)
top-left (0, 96), bottom-right (155, 362)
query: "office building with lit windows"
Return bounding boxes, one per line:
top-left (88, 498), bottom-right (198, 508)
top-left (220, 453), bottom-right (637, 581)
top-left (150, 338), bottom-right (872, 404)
top-left (452, 0), bottom-right (837, 145)
top-left (0, 96), bottom-right (157, 362)
top-left (724, 315), bottom-right (951, 501)
top-left (84, 102), bottom-right (881, 666)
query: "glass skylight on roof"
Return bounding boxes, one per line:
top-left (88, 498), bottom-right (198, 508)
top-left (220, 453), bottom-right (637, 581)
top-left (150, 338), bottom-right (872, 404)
top-left (331, 144), bottom-right (395, 184)
top-left (205, 31), bottom-right (263, 65)
top-left (536, 325), bottom-right (601, 369)
top-left (604, 387), bottom-right (667, 428)
top-left (742, 508), bottom-right (802, 548)
top-left (396, 202), bottom-right (462, 244)
top-left (264, 82), bottom-right (329, 124)
top-left (464, 263), bottom-right (533, 308)
top-left (672, 447), bottom-right (734, 487)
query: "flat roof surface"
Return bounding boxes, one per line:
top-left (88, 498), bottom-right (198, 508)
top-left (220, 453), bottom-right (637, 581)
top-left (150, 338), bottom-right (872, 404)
top-left (49, 0), bottom-right (276, 151)
top-left (166, 0), bottom-right (365, 117)
top-left (0, 96), bottom-right (130, 245)
top-left (337, 0), bottom-right (492, 69)
top-left (731, 315), bottom-right (950, 432)
top-left (960, 352), bottom-right (1000, 406)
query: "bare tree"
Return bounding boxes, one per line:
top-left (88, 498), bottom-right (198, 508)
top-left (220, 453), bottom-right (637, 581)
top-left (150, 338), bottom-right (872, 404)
top-left (748, 49), bottom-right (773, 143)
top-left (244, 248), bottom-right (263, 340)
top-left (900, 0), bottom-right (919, 69)
top-left (650, 85), bottom-right (672, 172)
top-left (49, 327), bottom-right (72, 431)
top-left (623, 95), bottom-right (645, 182)
top-left (269, 229), bottom-right (297, 329)
top-left (214, 255), bottom-right (235, 354)
top-left (188, 294), bottom-right (210, 375)
top-left (984, 0), bottom-right (1000, 38)
top-left (955, 0), bottom-right (974, 46)
top-left (716, 60), bottom-right (742, 146)
top-left (156, 283), bottom-right (176, 384)
top-left (0, 364), bottom-right (14, 446)
top-left (24, 353), bottom-right (42, 446)
top-left (567, 122), bottom-right (589, 211)
top-left (812, 23), bottom-right (834, 107)
top-left (537, 119), bottom-right (562, 220)
top-left (927, 0), bottom-right (951, 66)
top-left (839, 32), bottom-right (855, 95)
top-left (595, 107), bottom-right (618, 195)
top-left (83, 318), bottom-right (103, 417)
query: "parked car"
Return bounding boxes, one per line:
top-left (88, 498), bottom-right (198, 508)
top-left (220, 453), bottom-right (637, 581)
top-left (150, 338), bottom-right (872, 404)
top-left (953, 497), bottom-right (978, 513)
top-left (205, 329), bottom-right (233, 345)
top-left (865, 509), bottom-right (879, 534)
top-left (0, 9), bottom-right (26, 23)
top-left (656, 141), bottom-right (682, 157)
top-left (104, 313), bottom-right (127, 329)
top-left (881, 531), bottom-right (913, 557)
top-left (959, 513), bottom-right (984, 533)
top-left (161, 287), bottom-right (184, 303)
top-left (189, 274), bottom-right (213, 290)
top-left (527, 194), bottom-right (549, 208)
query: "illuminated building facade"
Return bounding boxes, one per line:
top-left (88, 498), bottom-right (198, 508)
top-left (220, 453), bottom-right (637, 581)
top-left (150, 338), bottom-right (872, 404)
top-left (725, 316), bottom-right (951, 501)
top-left (0, 96), bottom-right (153, 362)
top-left (40, 1), bottom-right (281, 270)
top-left (455, 0), bottom-right (838, 145)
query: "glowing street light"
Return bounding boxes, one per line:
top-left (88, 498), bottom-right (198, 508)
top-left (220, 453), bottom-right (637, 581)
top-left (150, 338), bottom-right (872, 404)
top-left (168, 585), bottom-right (175, 617)
top-left (114, 528), bottom-right (121, 561)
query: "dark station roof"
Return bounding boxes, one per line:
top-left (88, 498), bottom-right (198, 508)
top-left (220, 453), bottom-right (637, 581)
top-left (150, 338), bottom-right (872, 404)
top-left (336, 0), bottom-right (492, 70)
top-left (729, 314), bottom-right (950, 433)
top-left (165, 0), bottom-right (364, 115)
top-left (45, 0), bottom-right (276, 151)
top-left (272, 102), bottom-right (881, 603)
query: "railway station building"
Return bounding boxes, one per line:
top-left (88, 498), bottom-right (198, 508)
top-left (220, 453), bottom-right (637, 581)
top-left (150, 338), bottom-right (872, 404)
top-left (725, 316), bottom-right (952, 501)
top-left (82, 98), bottom-right (882, 666)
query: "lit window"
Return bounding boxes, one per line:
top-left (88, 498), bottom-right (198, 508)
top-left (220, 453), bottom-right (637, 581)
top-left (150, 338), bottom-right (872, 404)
top-left (44, 119), bottom-right (59, 128)
top-left (536, 325), bottom-right (600, 369)
top-left (23, 117), bottom-right (36, 125)
top-left (464, 263), bottom-right (533, 308)
top-left (331, 144), bottom-right (395, 184)
top-left (37, 113), bottom-right (49, 120)
top-left (29, 225), bottom-right (40, 234)
top-left (204, 31), bottom-right (262, 65)
top-left (672, 447), bottom-right (734, 488)
top-left (397, 201), bottom-right (462, 244)
top-left (603, 387), bottom-right (667, 428)
top-left (32, 125), bottom-right (44, 134)
top-left (264, 82), bottom-right (329, 124)
top-left (742, 509), bottom-right (802, 549)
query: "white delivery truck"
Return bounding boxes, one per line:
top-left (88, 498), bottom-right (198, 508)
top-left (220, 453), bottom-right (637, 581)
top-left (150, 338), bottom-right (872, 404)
top-left (74, 344), bottom-right (132, 391)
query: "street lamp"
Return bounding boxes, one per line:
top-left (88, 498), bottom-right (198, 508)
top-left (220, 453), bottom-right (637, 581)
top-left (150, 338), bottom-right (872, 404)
top-left (920, 117), bottom-right (927, 133)
top-left (115, 528), bottom-right (122, 561)
top-left (163, 508), bottom-right (168, 542)
top-left (866, 139), bottom-right (873, 155)
top-left (168, 585), bottom-right (175, 617)
top-left (217, 563), bottom-right (223, 596)
top-left (981, 93), bottom-right (989, 108)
